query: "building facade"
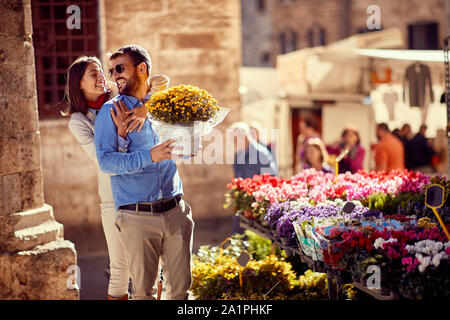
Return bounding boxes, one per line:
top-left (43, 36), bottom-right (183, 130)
top-left (241, 0), bottom-right (275, 67)
top-left (242, 0), bottom-right (448, 67)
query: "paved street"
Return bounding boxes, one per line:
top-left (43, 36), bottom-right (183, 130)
top-left (76, 217), bottom-right (233, 300)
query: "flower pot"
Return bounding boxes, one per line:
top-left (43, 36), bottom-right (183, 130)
top-left (153, 121), bottom-right (202, 156)
top-left (271, 228), bottom-right (278, 237)
top-left (280, 237), bottom-right (297, 248)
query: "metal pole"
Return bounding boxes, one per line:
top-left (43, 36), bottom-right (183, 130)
top-left (444, 37), bottom-right (450, 176)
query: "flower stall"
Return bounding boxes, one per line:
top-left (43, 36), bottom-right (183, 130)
top-left (224, 169), bottom-right (450, 300)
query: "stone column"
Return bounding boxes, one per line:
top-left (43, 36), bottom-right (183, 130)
top-left (445, 0), bottom-right (450, 38)
top-left (0, 0), bottom-right (78, 300)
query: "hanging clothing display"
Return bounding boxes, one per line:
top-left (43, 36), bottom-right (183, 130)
top-left (403, 62), bottom-right (434, 107)
top-left (383, 89), bottom-right (398, 121)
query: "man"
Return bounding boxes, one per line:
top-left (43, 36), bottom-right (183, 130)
top-left (94, 45), bottom-right (194, 300)
top-left (397, 124), bottom-right (413, 168)
top-left (230, 122), bottom-right (278, 234)
top-left (374, 123), bottom-right (405, 172)
top-left (407, 125), bottom-right (436, 173)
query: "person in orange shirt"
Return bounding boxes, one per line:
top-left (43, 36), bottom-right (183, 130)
top-left (374, 123), bottom-right (405, 172)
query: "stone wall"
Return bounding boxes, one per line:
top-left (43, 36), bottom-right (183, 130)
top-left (0, 0), bottom-right (78, 299)
top-left (272, 0), bottom-right (345, 54)
top-left (241, 0), bottom-right (275, 67)
top-left (350, 0), bottom-right (446, 47)
top-left (39, 119), bottom-right (102, 242)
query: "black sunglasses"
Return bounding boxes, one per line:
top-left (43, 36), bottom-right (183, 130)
top-left (109, 62), bottom-right (147, 77)
top-left (109, 64), bottom-right (126, 77)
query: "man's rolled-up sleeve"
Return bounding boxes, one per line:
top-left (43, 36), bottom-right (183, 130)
top-left (94, 103), bottom-right (154, 175)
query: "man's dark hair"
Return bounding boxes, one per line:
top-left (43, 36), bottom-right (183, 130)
top-left (304, 117), bottom-right (319, 131)
top-left (377, 123), bottom-right (390, 132)
top-left (110, 44), bottom-right (152, 76)
top-left (401, 124), bottom-right (411, 131)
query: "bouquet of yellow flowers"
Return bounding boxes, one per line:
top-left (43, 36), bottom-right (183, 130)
top-left (144, 84), bottom-right (229, 156)
top-left (146, 84), bottom-right (221, 124)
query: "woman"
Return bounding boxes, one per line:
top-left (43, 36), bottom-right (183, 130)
top-left (296, 117), bottom-right (322, 172)
top-left (328, 125), bottom-right (365, 174)
top-left (304, 137), bottom-right (332, 173)
top-left (63, 55), bottom-right (169, 300)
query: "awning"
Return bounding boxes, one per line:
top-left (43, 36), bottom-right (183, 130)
top-left (354, 49), bottom-right (445, 63)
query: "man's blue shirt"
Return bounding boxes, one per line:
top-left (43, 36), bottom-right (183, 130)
top-left (94, 94), bottom-right (183, 210)
top-left (233, 140), bottom-right (278, 179)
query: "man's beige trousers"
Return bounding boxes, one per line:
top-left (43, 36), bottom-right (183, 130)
top-left (115, 200), bottom-right (194, 300)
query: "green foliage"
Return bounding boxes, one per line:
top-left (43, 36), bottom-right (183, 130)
top-left (195, 233), bottom-right (248, 264)
top-left (192, 232), bottom-right (329, 300)
top-left (244, 230), bottom-right (283, 260)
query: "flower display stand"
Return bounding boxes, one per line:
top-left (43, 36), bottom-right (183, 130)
top-left (237, 212), bottom-right (401, 300)
top-left (350, 281), bottom-right (399, 300)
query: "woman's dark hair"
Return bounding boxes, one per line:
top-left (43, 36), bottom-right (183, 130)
top-left (341, 126), bottom-right (361, 145)
top-left (61, 55), bottom-right (106, 116)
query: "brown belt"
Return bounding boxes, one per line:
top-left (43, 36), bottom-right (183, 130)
top-left (119, 195), bottom-right (182, 213)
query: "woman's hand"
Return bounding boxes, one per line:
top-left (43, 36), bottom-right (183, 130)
top-left (111, 100), bottom-right (130, 138)
top-left (124, 104), bottom-right (147, 133)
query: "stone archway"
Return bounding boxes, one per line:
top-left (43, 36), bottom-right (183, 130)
top-left (0, 0), bottom-right (78, 300)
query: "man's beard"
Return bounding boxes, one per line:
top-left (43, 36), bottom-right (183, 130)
top-left (118, 71), bottom-right (141, 96)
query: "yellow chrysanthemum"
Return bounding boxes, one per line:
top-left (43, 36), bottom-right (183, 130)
top-left (145, 84), bottom-right (221, 124)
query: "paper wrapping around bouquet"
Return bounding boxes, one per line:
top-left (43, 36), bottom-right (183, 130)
top-left (152, 121), bottom-right (202, 156)
top-left (150, 107), bottom-right (230, 157)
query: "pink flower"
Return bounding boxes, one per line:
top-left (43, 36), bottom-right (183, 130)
top-left (402, 257), bottom-right (412, 265)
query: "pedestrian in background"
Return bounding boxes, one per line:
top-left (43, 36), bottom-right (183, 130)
top-left (304, 138), bottom-right (332, 173)
top-left (407, 125), bottom-right (436, 173)
top-left (296, 117), bottom-right (322, 172)
top-left (374, 123), bottom-right (405, 172)
top-left (327, 124), bottom-right (365, 174)
top-left (229, 121), bottom-right (278, 234)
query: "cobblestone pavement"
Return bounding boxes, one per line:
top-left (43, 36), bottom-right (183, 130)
top-left (76, 217), bottom-right (233, 300)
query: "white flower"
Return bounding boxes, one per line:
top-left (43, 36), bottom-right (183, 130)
top-left (405, 244), bottom-right (414, 254)
top-left (374, 238), bottom-right (384, 250)
top-left (416, 253), bottom-right (431, 273)
top-left (431, 251), bottom-right (447, 268)
top-left (406, 240), bottom-right (444, 255)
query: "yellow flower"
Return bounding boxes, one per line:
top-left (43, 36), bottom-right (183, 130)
top-left (147, 84), bottom-right (221, 124)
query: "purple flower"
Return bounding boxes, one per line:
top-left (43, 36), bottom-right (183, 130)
top-left (265, 202), bottom-right (291, 228)
top-left (276, 215), bottom-right (292, 238)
